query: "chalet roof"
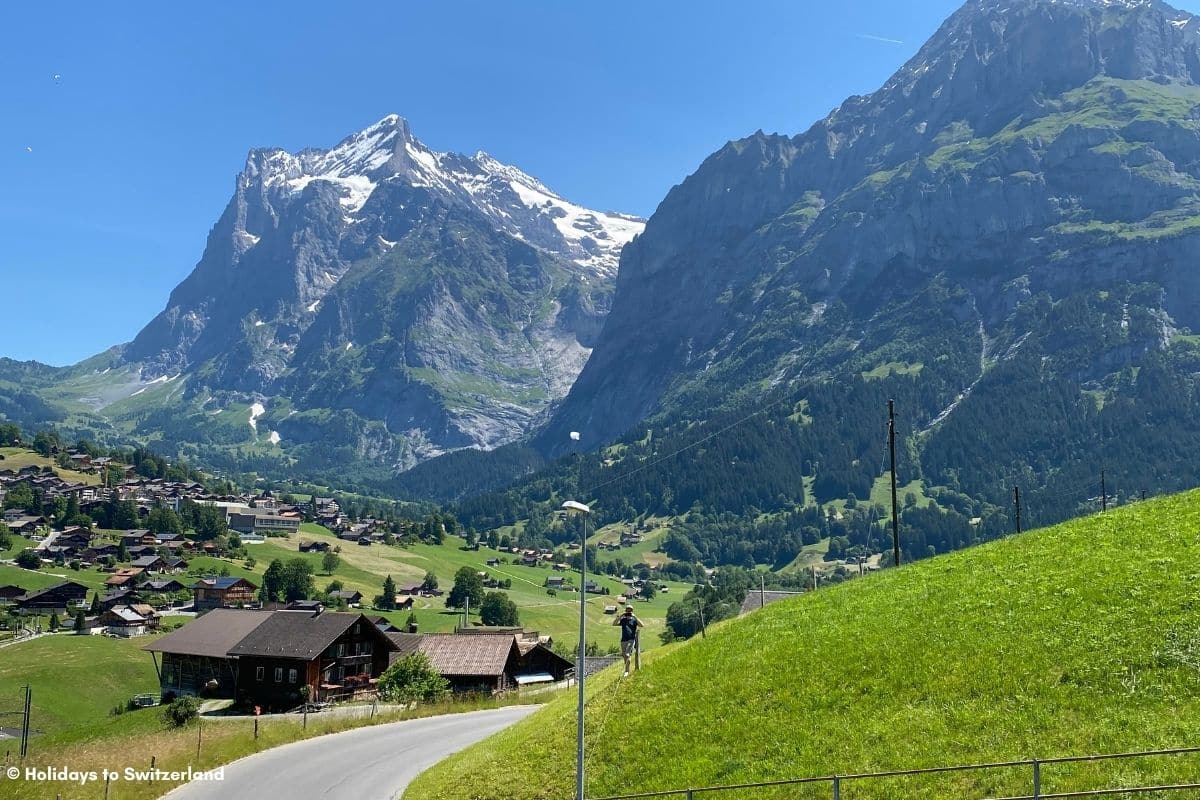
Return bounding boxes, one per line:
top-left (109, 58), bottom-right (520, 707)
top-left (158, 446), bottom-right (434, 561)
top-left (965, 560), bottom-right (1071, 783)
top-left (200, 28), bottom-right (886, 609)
top-left (192, 577), bottom-right (256, 591)
top-left (18, 581), bottom-right (88, 602)
top-left (106, 606), bottom-right (148, 624)
top-left (131, 556), bottom-right (164, 567)
top-left (330, 590), bottom-right (362, 600)
top-left (144, 609), bottom-right (272, 658)
top-left (143, 579), bottom-right (185, 592)
top-left (385, 632), bottom-right (424, 659)
top-left (228, 611), bottom-right (398, 660)
top-left (417, 634), bottom-right (517, 677)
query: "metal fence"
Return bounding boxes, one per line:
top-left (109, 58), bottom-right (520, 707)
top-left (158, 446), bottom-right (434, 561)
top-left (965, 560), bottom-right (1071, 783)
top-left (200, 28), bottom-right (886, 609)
top-left (588, 746), bottom-right (1200, 800)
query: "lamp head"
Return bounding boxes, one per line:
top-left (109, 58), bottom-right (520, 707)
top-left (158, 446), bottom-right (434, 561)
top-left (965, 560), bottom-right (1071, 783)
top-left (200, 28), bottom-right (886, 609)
top-left (561, 500), bottom-right (591, 514)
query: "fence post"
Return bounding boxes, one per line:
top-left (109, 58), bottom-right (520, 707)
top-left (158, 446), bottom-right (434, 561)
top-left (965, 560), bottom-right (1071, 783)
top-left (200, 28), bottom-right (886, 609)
top-left (1032, 759), bottom-right (1041, 800)
top-left (686, 789), bottom-right (693, 800)
top-left (832, 775), bottom-right (841, 800)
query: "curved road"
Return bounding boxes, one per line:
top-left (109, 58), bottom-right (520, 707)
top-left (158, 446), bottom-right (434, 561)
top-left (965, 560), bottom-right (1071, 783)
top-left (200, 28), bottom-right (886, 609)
top-left (162, 705), bottom-right (540, 800)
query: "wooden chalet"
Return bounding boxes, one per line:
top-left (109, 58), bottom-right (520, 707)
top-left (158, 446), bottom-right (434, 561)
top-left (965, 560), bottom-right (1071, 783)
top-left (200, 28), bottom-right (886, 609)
top-left (15, 581), bottom-right (88, 611)
top-left (193, 577), bottom-right (258, 612)
top-left (228, 610), bottom-right (398, 710)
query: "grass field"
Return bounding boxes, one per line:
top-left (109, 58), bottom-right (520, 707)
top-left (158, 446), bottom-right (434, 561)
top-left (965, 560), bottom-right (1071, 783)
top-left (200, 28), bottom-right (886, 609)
top-left (0, 635), bottom-right (159, 743)
top-left (406, 489), bottom-right (1200, 800)
top-left (0, 447), bottom-right (102, 486)
top-left (258, 524), bottom-right (695, 650)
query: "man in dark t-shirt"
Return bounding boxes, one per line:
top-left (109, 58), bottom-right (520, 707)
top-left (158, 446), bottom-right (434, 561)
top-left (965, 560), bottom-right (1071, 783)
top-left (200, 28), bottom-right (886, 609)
top-left (612, 605), bottom-right (643, 676)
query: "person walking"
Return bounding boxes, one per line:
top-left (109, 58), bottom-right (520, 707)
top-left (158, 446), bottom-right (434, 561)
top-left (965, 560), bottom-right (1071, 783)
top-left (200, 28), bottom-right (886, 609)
top-left (613, 605), bottom-right (643, 676)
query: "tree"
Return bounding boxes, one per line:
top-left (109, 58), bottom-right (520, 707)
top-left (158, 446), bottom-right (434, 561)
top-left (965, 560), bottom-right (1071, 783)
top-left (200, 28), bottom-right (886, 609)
top-left (260, 559), bottom-right (285, 602)
top-left (420, 571), bottom-right (439, 592)
top-left (0, 523), bottom-right (11, 552)
top-left (89, 593), bottom-right (101, 615)
top-left (110, 499), bottom-right (139, 530)
top-left (3, 483), bottom-right (33, 511)
top-left (377, 652), bottom-right (449, 703)
top-left (14, 549), bottom-right (41, 569)
top-left (73, 610), bottom-right (86, 633)
top-left (116, 540), bottom-right (129, 563)
top-left (48, 612), bottom-right (60, 631)
top-left (479, 591), bottom-right (519, 626)
top-left (322, 550), bottom-right (340, 575)
top-left (146, 506), bottom-right (183, 536)
top-left (281, 559), bottom-right (315, 602)
top-left (376, 575), bottom-right (397, 610)
top-left (639, 581), bottom-right (657, 601)
top-left (445, 566), bottom-right (484, 610)
top-left (193, 505), bottom-right (228, 540)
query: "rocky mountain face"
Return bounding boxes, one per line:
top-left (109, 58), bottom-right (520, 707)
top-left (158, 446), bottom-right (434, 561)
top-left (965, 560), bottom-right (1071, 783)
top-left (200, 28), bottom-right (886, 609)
top-left (114, 116), bottom-right (642, 474)
top-left (484, 0), bottom-right (1200, 522)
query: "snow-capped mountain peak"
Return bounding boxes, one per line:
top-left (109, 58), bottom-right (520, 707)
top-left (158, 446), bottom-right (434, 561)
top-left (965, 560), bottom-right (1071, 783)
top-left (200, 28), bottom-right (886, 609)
top-left (247, 114), bottom-right (643, 275)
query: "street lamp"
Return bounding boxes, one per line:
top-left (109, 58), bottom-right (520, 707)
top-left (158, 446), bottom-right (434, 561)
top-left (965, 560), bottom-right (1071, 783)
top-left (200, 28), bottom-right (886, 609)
top-left (561, 498), bottom-right (591, 800)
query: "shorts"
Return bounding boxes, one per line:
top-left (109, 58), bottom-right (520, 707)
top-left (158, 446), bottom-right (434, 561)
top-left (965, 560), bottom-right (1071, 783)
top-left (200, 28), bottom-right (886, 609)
top-left (621, 639), bottom-right (637, 657)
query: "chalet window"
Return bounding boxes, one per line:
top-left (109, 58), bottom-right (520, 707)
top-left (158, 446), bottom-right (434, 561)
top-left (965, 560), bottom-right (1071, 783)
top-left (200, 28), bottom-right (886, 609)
top-left (274, 667), bottom-right (283, 683)
top-left (363, 641), bottom-right (372, 655)
top-left (288, 668), bottom-right (297, 684)
top-left (256, 667), bottom-right (264, 681)
top-left (337, 643), bottom-right (345, 658)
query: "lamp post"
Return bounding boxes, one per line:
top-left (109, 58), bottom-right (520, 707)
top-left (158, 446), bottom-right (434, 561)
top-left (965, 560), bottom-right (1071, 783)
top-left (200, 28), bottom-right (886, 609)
top-left (561, 498), bottom-right (591, 800)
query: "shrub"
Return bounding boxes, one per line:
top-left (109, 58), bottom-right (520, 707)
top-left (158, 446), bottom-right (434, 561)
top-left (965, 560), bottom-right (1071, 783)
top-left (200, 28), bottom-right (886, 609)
top-left (161, 695), bottom-right (200, 727)
top-left (14, 549), bottom-right (41, 569)
top-left (378, 652), bottom-right (449, 704)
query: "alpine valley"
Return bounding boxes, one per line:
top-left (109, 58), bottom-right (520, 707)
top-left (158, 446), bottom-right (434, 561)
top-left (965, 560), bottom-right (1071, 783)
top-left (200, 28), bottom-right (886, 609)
top-left (11, 0), bottom-right (1200, 571)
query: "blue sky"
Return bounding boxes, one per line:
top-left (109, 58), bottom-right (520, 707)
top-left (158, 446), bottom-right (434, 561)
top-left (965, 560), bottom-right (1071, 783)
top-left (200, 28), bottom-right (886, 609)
top-left (3, 0), bottom-right (1193, 365)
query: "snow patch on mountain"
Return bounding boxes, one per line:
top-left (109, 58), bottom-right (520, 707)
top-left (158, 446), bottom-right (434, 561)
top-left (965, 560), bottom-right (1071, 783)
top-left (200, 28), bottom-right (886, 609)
top-left (248, 402), bottom-right (265, 432)
top-left (252, 114), bottom-right (644, 276)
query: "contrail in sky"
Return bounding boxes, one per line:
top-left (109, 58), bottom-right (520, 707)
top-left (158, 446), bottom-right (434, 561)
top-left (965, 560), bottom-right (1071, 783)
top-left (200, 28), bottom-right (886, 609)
top-left (855, 33), bottom-right (905, 44)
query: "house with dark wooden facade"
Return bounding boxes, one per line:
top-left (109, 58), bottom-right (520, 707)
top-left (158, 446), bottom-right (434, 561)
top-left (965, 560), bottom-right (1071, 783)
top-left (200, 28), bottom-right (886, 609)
top-left (228, 610), bottom-right (398, 710)
top-left (193, 577), bottom-right (258, 612)
top-left (144, 609), bottom-right (272, 697)
top-left (15, 581), bottom-right (89, 611)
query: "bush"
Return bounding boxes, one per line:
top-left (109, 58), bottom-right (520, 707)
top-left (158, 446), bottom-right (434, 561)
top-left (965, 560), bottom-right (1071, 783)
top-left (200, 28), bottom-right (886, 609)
top-left (161, 695), bottom-right (200, 727)
top-left (377, 653), bottom-right (450, 704)
top-left (14, 549), bottom-right (41, 569)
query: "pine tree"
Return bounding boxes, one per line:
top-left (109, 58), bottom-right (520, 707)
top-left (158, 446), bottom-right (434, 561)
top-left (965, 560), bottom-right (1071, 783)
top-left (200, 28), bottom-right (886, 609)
top-left (378, 575), bottom-right (397, 610)
top-left (73, 610), bottom-right (86, 633)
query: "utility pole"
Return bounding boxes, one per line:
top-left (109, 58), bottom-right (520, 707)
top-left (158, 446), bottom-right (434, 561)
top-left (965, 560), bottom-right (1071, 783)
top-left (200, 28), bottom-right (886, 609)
top-left (463, 595), bottom-right (469, 630)
top-left (759, 575), bottom-right (766, 610)
top-left (1100, 470), bottom-right (1107, 513)
top-left (20, 685), bottom-right (30, 759)
top-left (696, 599), bottom-right (706, 639)
top-left (1141, 489), bottom-right (1146, 502)
top-left (888, 399), bottom-right (901, 568)
top-left (1014, 486), bottom-right (1022, 535)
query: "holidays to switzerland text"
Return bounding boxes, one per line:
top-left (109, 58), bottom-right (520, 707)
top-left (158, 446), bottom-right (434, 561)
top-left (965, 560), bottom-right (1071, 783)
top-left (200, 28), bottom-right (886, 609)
top-left (10, 766), bottom-right (225, 785)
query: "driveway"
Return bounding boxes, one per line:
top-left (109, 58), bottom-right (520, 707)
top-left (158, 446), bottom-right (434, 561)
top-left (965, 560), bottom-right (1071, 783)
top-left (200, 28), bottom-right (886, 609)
top-left (161, 705), bottom-right (540, 800)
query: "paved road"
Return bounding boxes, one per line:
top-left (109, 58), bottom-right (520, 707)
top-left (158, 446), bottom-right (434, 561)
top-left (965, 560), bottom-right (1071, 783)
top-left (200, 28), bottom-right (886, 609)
top-left (161, 705), bottom-right (540, 800)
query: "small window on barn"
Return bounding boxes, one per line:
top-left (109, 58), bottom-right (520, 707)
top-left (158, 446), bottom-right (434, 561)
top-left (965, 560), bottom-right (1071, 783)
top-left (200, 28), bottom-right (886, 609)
top-left (288, 669), bottom-right (297, 684)
top-left (363, 641), bottom-right (372, 655)
top-left (274, 667), bottom-right (283, 683)
top-left (256, 667), bottom-right (264, 681)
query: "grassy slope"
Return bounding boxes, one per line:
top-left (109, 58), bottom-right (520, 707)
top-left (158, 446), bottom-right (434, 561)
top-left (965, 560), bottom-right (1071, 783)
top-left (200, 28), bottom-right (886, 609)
top-left (0, 446), bottom-right (102, 485)
top-left (0, 635), bottom-right (159, 741)
top-left (407, 489), bottom-right (1200, 800)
